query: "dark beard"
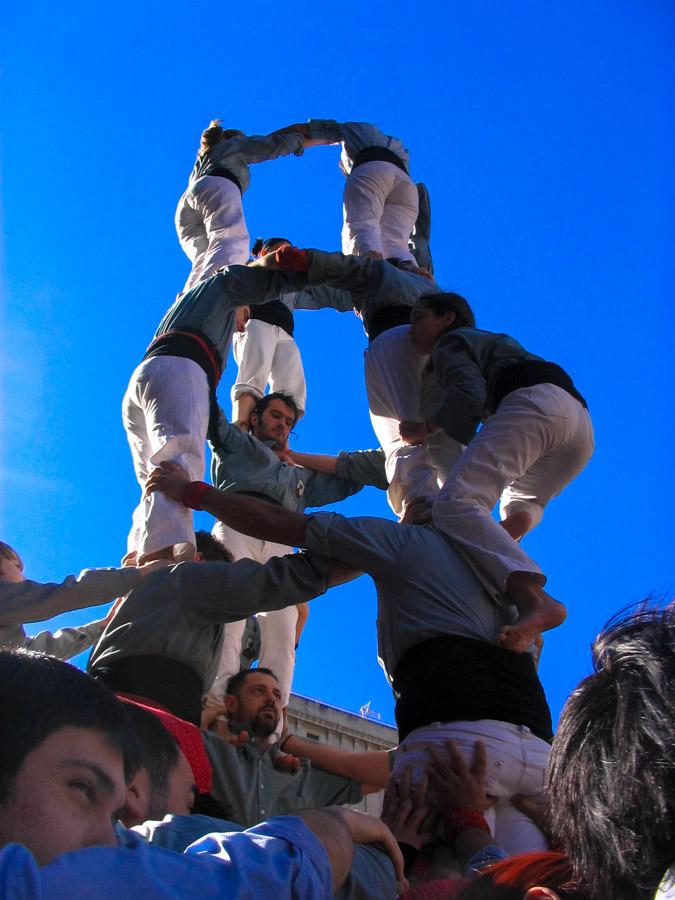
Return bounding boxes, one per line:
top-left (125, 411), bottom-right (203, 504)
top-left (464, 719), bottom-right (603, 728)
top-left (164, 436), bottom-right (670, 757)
top-left (251, 709), bottom-right (278, 738)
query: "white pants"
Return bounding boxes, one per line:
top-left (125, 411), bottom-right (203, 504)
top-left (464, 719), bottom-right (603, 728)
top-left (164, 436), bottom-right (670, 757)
top-left (231, 319), bottom-right (307, 414)
top-left (392, 720), bottom-right (550, 856)
top-left (175, 176), bottom-right (249, 292)
top-left (122, 356), bottom-right (209, 560)
top-left (433, 384), bottom-right (595, 597)
top-left (365, 325), bottom-right (463, 516)
top-left (207, 521), bottom-right (298, 708)
top-left (342, 161), bottom-right (419, 262)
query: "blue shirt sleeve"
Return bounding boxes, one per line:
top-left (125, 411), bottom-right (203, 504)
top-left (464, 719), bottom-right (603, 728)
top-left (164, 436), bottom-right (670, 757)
top-left (0, 817), bottom-right (332, 899)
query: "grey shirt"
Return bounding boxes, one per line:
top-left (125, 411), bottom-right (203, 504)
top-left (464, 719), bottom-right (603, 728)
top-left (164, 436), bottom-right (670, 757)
top-left (307, 119), bottom-right (410, 174)
top-left (209, 406), bottom-right (387, 512)
top-left (87, 554), bottom-right (330, 691)
top-left (429, 327), bottom-right (543, 444)
top-left (302, 251), bottom-right (437, 337)
top-left (304, 512), bottom-right (518, 681)
top-left (190, 132), bottom-right (304, 191)
top-left (0, 618), bottom-right (107, 659)
top-left (202, 730), bottom-right (362, 828)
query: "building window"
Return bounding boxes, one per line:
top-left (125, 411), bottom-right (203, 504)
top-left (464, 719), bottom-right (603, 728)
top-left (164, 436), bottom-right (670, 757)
top-left (306, 732), bottom-right (321, 742)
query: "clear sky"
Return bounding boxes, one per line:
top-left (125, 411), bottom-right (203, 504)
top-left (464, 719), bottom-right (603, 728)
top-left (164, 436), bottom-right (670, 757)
top-left (1, 0), bottom-right (674, 727)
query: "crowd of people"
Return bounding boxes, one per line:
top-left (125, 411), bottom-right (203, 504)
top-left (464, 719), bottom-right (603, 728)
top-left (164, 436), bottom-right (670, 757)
top-left (0, 117), bottom-right (670, 899)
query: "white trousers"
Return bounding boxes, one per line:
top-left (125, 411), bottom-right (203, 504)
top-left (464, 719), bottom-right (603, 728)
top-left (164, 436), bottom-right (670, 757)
top-left (433, 384), bottom-right (595, 596)
top-left (365, 325), bottom-right (463, 516)
top-left (392, 720), bottom-right (550, 856)
top-left (122, 356), bottom-right (209, 560)
top-left (342, 161), bottom-right (419, 262)
top-left (175, 176), bottom-right (249, 292)
top-left (207, 521), bottom-right (298, 708)
top-left (231, 319), bottom-right (307, 414)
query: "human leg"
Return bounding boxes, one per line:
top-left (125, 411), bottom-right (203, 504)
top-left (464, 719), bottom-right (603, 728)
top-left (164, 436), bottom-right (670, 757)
top-left (230, 319), bottom-right (278, 423)
top-left (380, 170), bottom-right (419, 262)
top-left (365, 325), bottom-right (440, 516)
top-left (268, 329), bottom-right (307, 416)
top-left (341, 161), bottom-right (394, 257)
top-left (122, 356), bottom-right (209, 562)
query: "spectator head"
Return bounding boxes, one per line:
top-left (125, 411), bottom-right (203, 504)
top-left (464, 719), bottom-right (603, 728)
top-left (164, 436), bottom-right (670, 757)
top-left (195, 530), bottom-right (233, 564)
top-left (251, 237), bottom-right (291, 259)
top-left (224, 668), bottom-right (282, 738)
top-left (0, 542), bottom-right (25, 584)
top-left (122, 703), bottom-right (197, 827)
top-left (0, 650), bottom-right (138, 864)
top-left (250, 393), bottom-right (298, 448)
top-left (548, 601), bottom-right (675, 900)
top-left (198, 119), bottom-right (245, 156)
top-left (409, 292), bottom-right (476, 355)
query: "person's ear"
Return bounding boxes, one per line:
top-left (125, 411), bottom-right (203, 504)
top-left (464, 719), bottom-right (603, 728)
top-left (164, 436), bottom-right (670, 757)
top-left (524, 889), bottom-right (561, 899)
top-left (223, 694), bottom-right (238, 717)
top-left (443, 310), bottom-right (457, 328)
top-left (250, 413), bottom-right (259, 432)
top-left (122, 771), bottom-right (149, 827)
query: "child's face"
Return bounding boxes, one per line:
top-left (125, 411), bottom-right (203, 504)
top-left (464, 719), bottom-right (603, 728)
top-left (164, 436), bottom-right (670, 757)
top-left (0, 552), bottom-right (25, 583)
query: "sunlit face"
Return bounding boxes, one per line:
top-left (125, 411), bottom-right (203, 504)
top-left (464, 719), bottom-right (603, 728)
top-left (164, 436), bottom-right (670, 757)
top-left (408, 304), bottom-right (456, 354)
top-left (0, 552), bottom-right (25, 584)
top-left (0, 726), bottom-right (126, 864)
top-left (227, 673), bottom-right (283, 738)
top-left (250, 399), bottom-right (296, 449)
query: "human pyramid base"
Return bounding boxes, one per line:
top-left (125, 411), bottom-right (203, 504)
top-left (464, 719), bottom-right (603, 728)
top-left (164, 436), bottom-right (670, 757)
top-left (1, 118), bottom-right (671, 900)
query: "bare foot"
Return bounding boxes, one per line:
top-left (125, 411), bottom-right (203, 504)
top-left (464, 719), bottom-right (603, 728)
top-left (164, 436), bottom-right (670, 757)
top-left (499, 574), bottom-right (567, 652)
top-left (500, 510), bottom-right (532, 541)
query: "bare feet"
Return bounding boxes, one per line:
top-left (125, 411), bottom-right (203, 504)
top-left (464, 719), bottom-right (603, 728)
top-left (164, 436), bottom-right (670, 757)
top-left (500, 510), bottom-right (533, 541)
top-left (499, 573), bottom-right (567, 652)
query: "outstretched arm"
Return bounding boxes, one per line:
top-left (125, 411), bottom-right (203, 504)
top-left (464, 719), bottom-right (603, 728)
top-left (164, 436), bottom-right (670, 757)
top-left (146, 464), bottom-right (311, 548)
top-left (281, 732), bottom-right (391, 794)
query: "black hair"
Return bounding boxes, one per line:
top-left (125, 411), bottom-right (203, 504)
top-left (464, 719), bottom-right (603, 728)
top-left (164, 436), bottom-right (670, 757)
top-left (251, 237), bottom-right (291, 258)
top-left (417, 291), bottom-right (476, 329)
top-left (225, 667), bottom-right (278, 698)
top-left (123, 703), bottom-right (181, 820)
top-left (251, 391), bottom-right (299, 425)
top-left (195, 530), bottom-right (233, 563)
top-left (0, 650), bottom-right (139, 803)
top-left (548, 599), bottom-right (675, 900)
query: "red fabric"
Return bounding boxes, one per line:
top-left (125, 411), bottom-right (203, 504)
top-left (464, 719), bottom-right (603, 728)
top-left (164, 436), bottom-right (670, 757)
top-left (183, 481), bottom-right (211, 511)
top-left (444, 808), bottom-right (491, 843)
top-left (118, 694), bottom-right (213, 794)
top-left (275, 246), bottom-right (310, 272)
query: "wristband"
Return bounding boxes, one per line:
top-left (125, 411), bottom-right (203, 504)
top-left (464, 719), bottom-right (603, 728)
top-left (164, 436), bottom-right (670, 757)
top-left (182, 481), bottom-right (211, 510)
top-left (276, 246), bottom-right (310, 272)
top-left (278, 732), bottom-right (293, 752)
top-left (445, 807), bottom-right (491, 844)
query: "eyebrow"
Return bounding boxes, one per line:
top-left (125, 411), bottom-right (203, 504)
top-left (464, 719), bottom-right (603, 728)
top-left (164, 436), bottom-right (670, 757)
top-left (60, 759), bottom-right (117, 795)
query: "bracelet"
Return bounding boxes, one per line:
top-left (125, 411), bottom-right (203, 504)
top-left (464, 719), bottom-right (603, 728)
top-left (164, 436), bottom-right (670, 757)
top-left (182, 481), bottom-right (211, 510)
top-left (445, 807), bottom-right (491, 844)
top-left (278, 732), bottom-right (293, 752)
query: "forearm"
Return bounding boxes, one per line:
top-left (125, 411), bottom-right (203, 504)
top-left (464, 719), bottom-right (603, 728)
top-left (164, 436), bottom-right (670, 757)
top-left (295, 809), bottom-right (354, 893)
top-left (288, 451), bottom-right (338, 474)
top-left (283, 737), bottom-right (390, 790)
top-left (196, 485), bottom-right (310, 548)
top-left (0, 568), bottom-right (141, 627)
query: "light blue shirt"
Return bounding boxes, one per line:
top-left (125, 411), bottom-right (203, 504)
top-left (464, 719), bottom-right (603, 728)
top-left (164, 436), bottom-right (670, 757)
top-left (304, 511), bottom-right (517, 681)
top-left (0, 817), bottom-right (331, 899)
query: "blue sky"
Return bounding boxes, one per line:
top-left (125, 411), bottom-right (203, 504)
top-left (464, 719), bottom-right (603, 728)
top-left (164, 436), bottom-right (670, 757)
top-left (1, 0), bottom-right (674, 727)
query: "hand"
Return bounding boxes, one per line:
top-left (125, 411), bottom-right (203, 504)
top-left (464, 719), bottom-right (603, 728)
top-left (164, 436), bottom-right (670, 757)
top-left (247, 252), bottom-right (281, 270)
top-left (137, 558), bottom-right (175, 576)
top-left (272, 749), bottom-right (302, 774)
top-left (326, 807), bottom-right (405, 883)
top-left (274, 447), bottom-right (295, 465)
top-left (234, 305), bottom-right (250, 333)
top-left (121, 550), bottom-right (137, 567)
top-left (270, 123), bottom-right (310, 138)
top-left (399, 420), bottom-right (430, 445)
top-left (381, 767), bottom-right (437, 852)
top-left (427, 740), bottom-right (496, 815)
top-left (145, 462), bottom-right (191, 502)
top-left (399, 497), bottom-right (433, 526)
top-left (200, 705), bottom-right (250, 747)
